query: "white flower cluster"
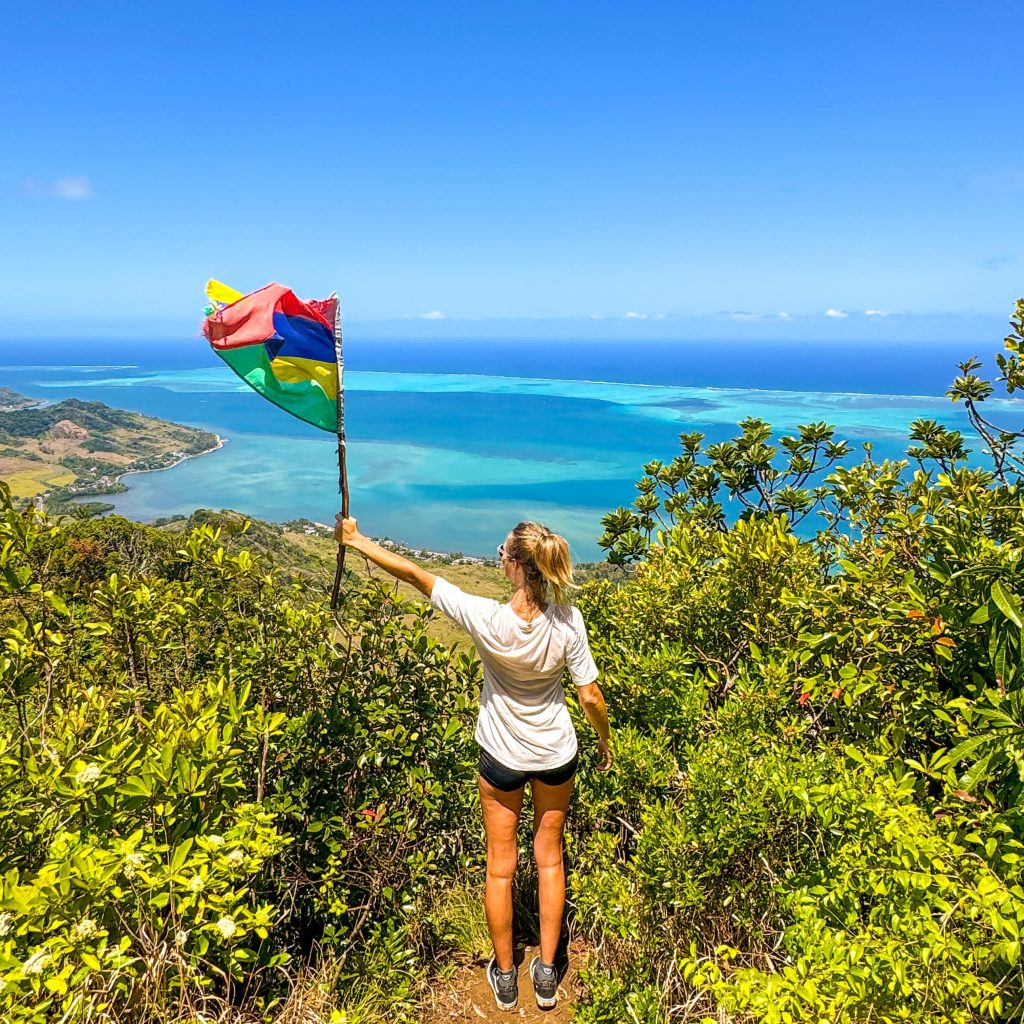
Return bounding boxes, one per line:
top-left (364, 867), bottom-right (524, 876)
top-left (206, 835), bottom-right (225, 849)
top-left (75, 764), bottom-right (101, 786)
top-left (70, 918), bottom-right (98, 942)
top-left (216, 916), bottom-right (237, 940)
top-left (187, 875), bottom-right (205, 893)
top-left (226, 850), bottom-right (245, 869)
top-left (123, 852), bottom-right (146, 879)
top-left (0, 912), bottom-right (13, 937)
top-left (22, 949), bottom-right (47, 975)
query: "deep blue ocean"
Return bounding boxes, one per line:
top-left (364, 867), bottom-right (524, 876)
top-left (1, 336), bottom-right (1019, 561)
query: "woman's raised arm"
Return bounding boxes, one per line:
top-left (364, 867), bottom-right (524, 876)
top-left (334, 515), bottom-right (436, 598)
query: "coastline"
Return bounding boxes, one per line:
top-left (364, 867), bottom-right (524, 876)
top-left (114, 434), bottom-right (227, 483)
top-left (61, 434), bottom-right (227, 510)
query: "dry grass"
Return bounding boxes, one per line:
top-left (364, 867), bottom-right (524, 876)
top-left (101, 952), bottom-right (408, 1024)
top-left (414, 880), bottom-right (492, 967)
top-left (1, 461), bottom-right (76, 496)
top-left (270, 956), bottom-right (346, 1024)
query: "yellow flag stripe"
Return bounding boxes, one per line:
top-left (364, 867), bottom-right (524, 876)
top-left (270, 356), bottom-right (338, 399)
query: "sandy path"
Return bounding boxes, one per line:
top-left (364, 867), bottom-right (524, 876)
top-left (423, 941), bottom-right (586, 1022)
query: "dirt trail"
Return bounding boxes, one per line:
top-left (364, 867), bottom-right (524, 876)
top-left (424, 941), bottom-right (586, 1022)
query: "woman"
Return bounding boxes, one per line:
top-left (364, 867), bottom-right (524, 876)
top-left (334, 516), bottom-right (613, 1012)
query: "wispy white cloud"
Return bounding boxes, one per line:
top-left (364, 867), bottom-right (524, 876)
top-left (864, 309), bottom-right (888, 317)
top-left (824, 308), bottom-right (848, 318)
top-left (22, 176), bottom-right (94, 200)
top-left (623, 311), bottom-right (648, 320)
top-left (717, 310), bottom-right (801, 321)
top-left (418, 310), bottom-right (446, 320)
top-left (587, 313), bottom-right (606, 321)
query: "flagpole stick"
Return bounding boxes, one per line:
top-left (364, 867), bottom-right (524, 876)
top-left (330, 293), bottom-right (349, 610)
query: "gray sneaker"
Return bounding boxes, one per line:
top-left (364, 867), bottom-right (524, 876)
top-left (530, 954), bottom-right (558, 1009)
top-left (486, 956), bottom-right (518, 1011)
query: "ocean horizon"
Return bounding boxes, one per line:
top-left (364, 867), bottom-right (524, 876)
top-left (2, 335), bottom-right (1020, 562)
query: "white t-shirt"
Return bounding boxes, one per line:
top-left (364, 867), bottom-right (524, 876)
top-left (430, 576), bottom-right (600, 771)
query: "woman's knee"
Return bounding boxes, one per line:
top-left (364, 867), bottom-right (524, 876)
top-left (487, 840), bottom-right (519, 881)
top-left (532, 826), bottom-right (564, 870)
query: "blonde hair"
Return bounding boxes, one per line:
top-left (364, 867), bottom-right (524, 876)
top-left (507, 521), bottom-right (575, 605)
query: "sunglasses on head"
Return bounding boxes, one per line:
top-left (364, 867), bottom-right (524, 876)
top-left (497, 543), bottom-right (512, 561)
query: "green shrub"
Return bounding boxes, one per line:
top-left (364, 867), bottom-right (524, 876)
top-left (565, 299), bottom-right (1024, 1022)
top-left (0, 489), bottom-right (481, 1021)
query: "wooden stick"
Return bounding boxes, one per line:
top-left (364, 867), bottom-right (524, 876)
top-left (330, 293), bottom-right (349, 609)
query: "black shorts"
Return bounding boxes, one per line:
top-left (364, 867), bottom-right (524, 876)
top-left (478, 745), bottom-right (579, 792)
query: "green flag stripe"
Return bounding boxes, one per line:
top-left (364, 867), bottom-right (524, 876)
top-left (216, 343), bottom-right (337, 433)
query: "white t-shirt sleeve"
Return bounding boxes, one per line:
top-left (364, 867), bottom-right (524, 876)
top-left (430, 576), bottom-right (500, 640)
top-left (565, 607), bottom-right (599, 686)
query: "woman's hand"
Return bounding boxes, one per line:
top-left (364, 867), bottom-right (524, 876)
top-left (597, 737), bottom-right (613, 772)
top-left (334, 515), bottom-right (364, 549)
top-left (330, 517), bottom-right (436, 596)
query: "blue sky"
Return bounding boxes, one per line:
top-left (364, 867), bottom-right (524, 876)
top-left (2, 0), bottom-right (1022, 340)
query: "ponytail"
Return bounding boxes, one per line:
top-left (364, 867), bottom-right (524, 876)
top-left (507, 521), bottom-right (575, 605)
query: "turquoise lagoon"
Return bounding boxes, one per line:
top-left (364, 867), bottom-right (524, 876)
top-left (2, 340), bottom-right (1022, 561)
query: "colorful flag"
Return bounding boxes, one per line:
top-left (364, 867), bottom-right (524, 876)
top-left (202, 281), bottom-right (340, 432)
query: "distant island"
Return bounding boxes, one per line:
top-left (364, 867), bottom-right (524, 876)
top-left (0, 389), bottom-right (221, 514)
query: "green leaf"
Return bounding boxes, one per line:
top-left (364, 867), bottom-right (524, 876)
top-left (116, 776), bottom-right (152, 798)
top-left (948, 734), bottom-right (989, 765)
top-left (169, 837), bottom-right (194, 872)
top-left (992, 579), bottom-right (1023, 629)
top-left (969, 603), bottom-right (990, 625)
top-left (963, 750), bottom-right (996, 790)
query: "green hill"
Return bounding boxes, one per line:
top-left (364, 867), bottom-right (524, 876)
top-left (0, 395), bottom-right (219, 502)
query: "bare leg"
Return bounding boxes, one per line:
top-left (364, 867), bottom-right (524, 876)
top-left (478, 775), bottom-right (524, 971)
top-left (530, 773), bottom-right (574, 965)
